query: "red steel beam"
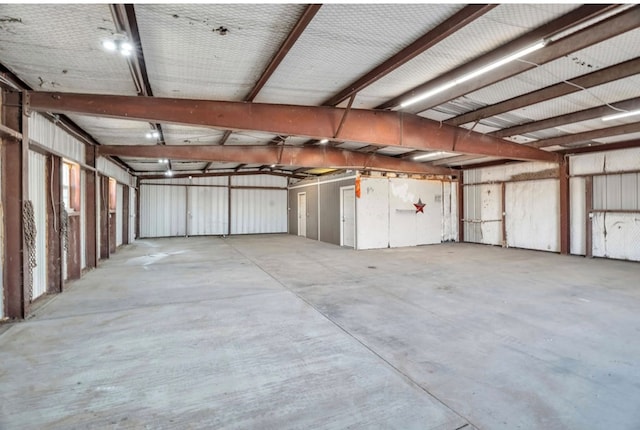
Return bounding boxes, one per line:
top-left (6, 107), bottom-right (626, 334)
top-left (96, 144), bottom-right (457, 175)
top-left (246, 4), bottom-right (321, 102)
top-left (491, 96), bottom-right (640, 138)
top-left (531, 121), bottom-right (640, 148)
top-left (448, 57), bottom-right (640, 126)
top-left (27, 91), bottom-right (559, 162)
top-left (559, 139), bottom-right (640, 155)
top-left (323, 4), bottom-right (495, 107)
top-left (379, 4), bottom-right (628, 111)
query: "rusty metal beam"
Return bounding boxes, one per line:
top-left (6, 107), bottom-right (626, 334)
top-left (323, 4), bottom-right (495, 107)
top-left (140, 170), bottom-right (306, 181)
top-left (97, 144), bottom-right (457, 175)
top-left (380, 4), bottom-right (628, 112)
top-left (213, 5), bottom-right (319, 156)
top-left (559, 139), bottom-right (640, 155)
top-left (28, 91), bottom-right (559, 162)
top-left (531, 121), bottom-right (640, 148)
top-left (246, 4), bottom-right (321, 101)
top-left (448, 57), bottom-right (640, 126)
top-left (491, 96), bottom-right (640, 138)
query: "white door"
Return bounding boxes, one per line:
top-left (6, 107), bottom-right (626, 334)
top-left (341, 186), bottom-right (355, 248)
top-left (297, 192), bottom-right (306, 237)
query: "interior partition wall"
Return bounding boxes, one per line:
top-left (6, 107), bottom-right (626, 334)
top-left (139, 174), bottom-right (288, 238)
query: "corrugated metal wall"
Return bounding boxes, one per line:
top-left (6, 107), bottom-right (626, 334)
top-left (116, 184), bottom-right (123, 246)
top-left (140, 175), bottom-right (288, 238)
top-left (0, 148), bottom-right (3, 318)
top-left (80, 170), bottom-right (87, 269)
top-left (28, 151), bottom-right (48, 300)
top-left (140, 185), bottom-right (187, 238)
top-left (96, 158), bottom-right (135, 188)
top-left (29, 113), bottom-right (85, 164)
top-left (130, 188), bottom-right (136, 240)
top-left (230, 189), bottom-right (287, 234)
top-left (592, 173), bottom-right (640, 261)
top-left (463, 184), bottom-right (502, 245)
top-left (188, 186), bottom-right (228, 235)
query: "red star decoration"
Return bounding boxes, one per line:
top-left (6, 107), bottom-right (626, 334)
top-left (414, 198), bottom-right (425, 213)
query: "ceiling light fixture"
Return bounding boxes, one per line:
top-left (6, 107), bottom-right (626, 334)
top-left (400, 40), bottom-right (547, 109)
top-left (270, 164), bottom-right (277, 168)
top-left (319, 138), bottom-right (329, 144)
top-left (413, 151), bottom-right (452, 161)
top-left (165, 169), bottom-right (173, 177)
top-left (102, 34), bottom-right (134, 57)
top-left (158, 158), bottom-right (168, 164)
top-left (602, 109), bottom-right (640, 122)
top-left (146, 130), bottom-right (160, 139)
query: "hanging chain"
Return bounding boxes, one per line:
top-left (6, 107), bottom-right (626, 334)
top-left (60, 203), bottom-right (69, 253)
top-left (22, 200), bottom-right (37, 303)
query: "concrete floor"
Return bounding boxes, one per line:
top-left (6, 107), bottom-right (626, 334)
top-left (1, 235), bottom-right (639, 429)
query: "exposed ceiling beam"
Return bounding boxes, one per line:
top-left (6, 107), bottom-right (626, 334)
top-left (139, 170), bottom-right (307, 180)
top-left (245, 4), bottom-right (321, 102)
top-left (530, 121), bottom-right (640, 148)
top-left (447, 57), bottom-right (640, 127)
top-left (378, 4), bottom-right (629, 112)
top-left (431, 154), bottom-right (480, 166)
top-left (209, 5), bottom-right (320, 165)
top-left (322, 4), bottom-right (495, 107)
top-left (490, 96), bottom-right (640, 138)
top-left (27, 91), bottom-right (559, 163)
top-left (96, 145), bottom-right (457, 176)
top-left (558, 139), bottom-right (640, 155)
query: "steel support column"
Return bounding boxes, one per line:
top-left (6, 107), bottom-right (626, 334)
top-left (85, 145), bottom-right (98, 269)
top-left (559, 158), bottom-right (570, 255)
top-left (1, 90), bottom-right (28, 318)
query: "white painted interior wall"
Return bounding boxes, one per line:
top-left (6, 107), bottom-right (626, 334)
top-left (571, 147), bottom-right (640, 261)
top-left (116, 184), bottom-right (123, 247)
top-left (356, 177), bottom-right (452, 250)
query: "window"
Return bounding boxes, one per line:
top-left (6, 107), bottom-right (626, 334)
top-left (62, 161), bottom-right (80, 212)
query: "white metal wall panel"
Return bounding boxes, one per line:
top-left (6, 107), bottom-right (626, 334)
top-left (29, 113), bottom-right (85, 164)
top-left (230, 189), bottom-right (287, 234)
top-left (97, 157), bottom-right (135, 187)
top-left (188, 187), bottom-right (228, 236)
top-left (356, 177), bottom-right (390, 250)
top-left (80, 169), bottom-right (87, 269)
top-left (0, 151), bottom-right (3, 318)
top-left (570, 177), bottom-right (586, 256)
top-left (140, 185), bottom-right (187, 238)
top-left (463, 184), bottom-right (502, 245)
top-left (592, 213), bottom-right (640, 261)
top-left (593, 173), bottom-right (640, 211)
top-left (130, 188), bottom-right (137, 241)
top-left (505, 179), bottom-right (560, 252)
top-left (464, 161), bottom-right (558, 184)
top-left (442, 181), bottom-right (458, 242)
top-left (116, 184), bottom-right (123, 246)
top-left (28, 151), bottom-right (48, 300)
top-left (231, 174), bottom-right (288, 188)
top-left (96, 177), bottom-right (100, 256)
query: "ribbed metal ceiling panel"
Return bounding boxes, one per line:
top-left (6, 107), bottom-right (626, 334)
top-left (0, 4), bottom-right (137, 95)
top-left (356, 4), bottom-right (580, 109)
top-left (134, 4), bottom-right (306, 100)
top-left (161, 125), bottom-right (225, 145)
top-left (461, 27), bottom-right (640, 109)
top-left (254, 3), bottom-right (466, 106)
top-left (66, 116), bottom-right (153, 146)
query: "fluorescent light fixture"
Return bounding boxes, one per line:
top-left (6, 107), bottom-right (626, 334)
top-left (413, 151), bottom-right (451, 161)
top-left (319, 138), bottom-right (329, 144)
top-left (602, 109), bottom-right (640, 122)
top-left (401, 40), bottom-right (547, 108)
